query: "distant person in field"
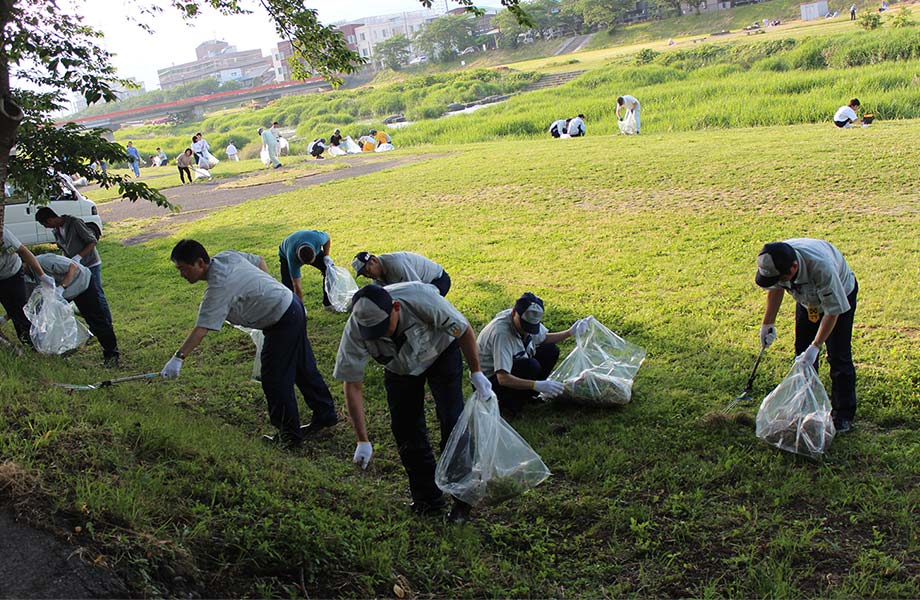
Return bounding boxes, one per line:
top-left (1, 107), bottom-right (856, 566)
top-left (125, 141), bottom-right (141, 177)
top-left (191, 134), bottom-right (204, 164)
top-left (850, 3), bottom-right (857, 19)
top-left (567, 114), bottom-right (586, 137)
top-left (352, 251), bottom-right (451, 296)
top-left (548, 118), bottom-right (567, 138)
top-left (308, 138), bottom-right (327, 160)
top-left (358, 133), bottom-right (377, 152)
top-left (616, 95), bottom-right (641, 134)
top-left (162, 239), bottom-right (337, 448)
top-left (755, 239), bottom-right (858, 433)
top-left (258, 127), bottom-right (282, 169)
top-left (176, 148), bottom-right (194, 184)
top-left (157, 147), bottom-right (168, 166)
top-left (225, 141), bottom-right (239, 162)
top-left (329, 129), bottom-right (343, 147)
top-left (834, 98), bottom-right (861, 128)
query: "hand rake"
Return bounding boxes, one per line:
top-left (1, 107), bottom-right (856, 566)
top-left (53, 372), bottom-right (160, 391)
top-left (722, 345), bottom-right (765, 414)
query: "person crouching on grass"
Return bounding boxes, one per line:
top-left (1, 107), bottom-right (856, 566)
top-left (162, 239), bottom-right (338, 448)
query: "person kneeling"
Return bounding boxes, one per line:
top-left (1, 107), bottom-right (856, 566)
top-left (477, 292), bottom-right (587, 418)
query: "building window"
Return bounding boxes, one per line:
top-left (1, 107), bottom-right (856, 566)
top-left (359, 33), bottom-right (365, 41)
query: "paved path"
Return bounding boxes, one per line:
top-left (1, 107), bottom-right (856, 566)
top-left (99, 154), bottom-right (441, 244)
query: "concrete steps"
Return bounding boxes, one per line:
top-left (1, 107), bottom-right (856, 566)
top-left (523, 70), bottom-right (586, 92)
top-left (553, 34), bottom-right (594, 56)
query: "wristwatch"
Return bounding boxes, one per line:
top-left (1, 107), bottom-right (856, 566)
top-left (174, 350), bottom-right (187, 360)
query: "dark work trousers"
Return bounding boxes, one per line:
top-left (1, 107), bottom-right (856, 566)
top-left (489, 343), bottom-right (561, 417)
top-left (0, 270), bottom-right (32, 345)
top-left (794, 279), bottom-right (858, 422)
top-left (280, 252), bottom-right (330, 307)
top-left (260, 296), bottom-right (336, 443)
top-left (550, 128), bottom-right (560, 138)
top-left (429, 270), bottom-right (451, 297)
top-left (87, 266), bottom-right (112, 327)
top-left (73, 287), bottom-right (119, 359)
top-left (384, 339), bottom-right (464, 504)
top-left (178, 166), bottom-right (192, 183)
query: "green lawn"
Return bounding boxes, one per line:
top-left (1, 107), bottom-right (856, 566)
top-left (1, 120), bottom-right (918, 597)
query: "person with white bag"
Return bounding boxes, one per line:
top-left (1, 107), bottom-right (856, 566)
top-left (477, 292), bottom-right (588, 418)
top-left (755, 239), bottom-right (859, 433)
top-left (616, 95), bottom-right (641, 135)
top-left (333, 283), bottom-right (492, 523)
top-left (278, 229), bottom-right (334, 310)
top-left (0, 227), bottom-right (55, 346)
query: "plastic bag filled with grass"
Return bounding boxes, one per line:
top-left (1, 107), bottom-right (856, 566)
top-left (755, 361), bottom-right (835, 458)
top-left (24, 286), bottom-right (92, 354)
top-left (548, 316), bottom-right (645, 406)
top-left (436, 392), bottom-right (550, 506)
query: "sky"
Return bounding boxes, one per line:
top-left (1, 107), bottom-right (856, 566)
top-left (74, 0), bottom-right (455, 93)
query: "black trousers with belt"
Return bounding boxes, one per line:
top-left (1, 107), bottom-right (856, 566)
top-left (489, 343), bottom-right (560, 417)
top-left (0, 270), bottom-right (32, 345)
top-left (280, 252), bottom-right (330, 307)
top-left (794, 279), bottom-right (858, 422)
top-left (384, 339), bottom-right (464, 504)
top-left (260, 296), bottom-right (336, 443)
top-left (73, 287), bottom-right (119, 359)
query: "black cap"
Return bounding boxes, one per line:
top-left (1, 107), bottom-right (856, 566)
top-left (755, 242), bottom-right (796, 288)
top-left (513, 292), bottom-right (545, 334)
top-left (351, 285), bottom-right (393, 340)
top-left (352, 251), bottom-right (372, 276)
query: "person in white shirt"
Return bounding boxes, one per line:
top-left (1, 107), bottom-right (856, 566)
top-left (548, 118), bottom-right (568, 138)
top-left (833, 98), bottom-right (861, 128)
top-left (616, 95), bottom-right (641, 134)
top-left (567, 114), bottom-right (586, 137)
top-left (259, 127), bottom-right (281, 168)
top-left (225, 141), bottom-right (239, 162)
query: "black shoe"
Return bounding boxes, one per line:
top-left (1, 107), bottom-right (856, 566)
top-left (300, 414), bottom-right (338, 436)
top-left (274, 163), bottom-right (283, 169)
top-left (447, 500), bottom-right (472, 525)
top-left (834, 419), bottom-right (853, 434)
top-left (261, 433), bottom-right (303, 449)
top-left (103, 354), bottom-right (120, 369)
top-left (409, 496), bottom-right (447, 516)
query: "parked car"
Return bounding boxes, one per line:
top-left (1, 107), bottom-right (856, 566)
top-left (460, 46), bottom-right (477, 56)
top-left (4, 173), bottom-right (103, 245)
top-left (408, 55), bottom-right (428, 65)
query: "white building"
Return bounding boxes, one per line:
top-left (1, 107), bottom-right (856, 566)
top-left (339, 7), bottom-right (448, 61)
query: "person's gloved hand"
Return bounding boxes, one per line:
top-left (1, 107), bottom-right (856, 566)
top-left (353, 442), bottom-right (373, 470)
top-left (323, 256), bottom-right (334, 268)
top-left (39, 274), bottom-right (55, 290)
top-left (570, 318), bottom-right (589, 337)
top-left (759, 324), bottom-right (777, 348)
top-left (534, 379), bottom-right (565, 399)
top-left (55, 286), bottom-right (66, 299)
top-left (796, 344), bottom-right (819, 366)
top-left (470, 371), bottom-right (492, 400)
top-left (161, 356), bottom-right (183, 379)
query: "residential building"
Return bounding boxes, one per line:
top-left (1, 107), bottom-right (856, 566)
top-left (334, 7), bottom-right (447, 62)
top-left (157, 40), bottom-right (275, 90)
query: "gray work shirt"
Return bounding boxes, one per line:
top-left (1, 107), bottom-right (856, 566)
top-left (333, 282), bottom-right (468, 381)
top-left (36, 254), bottom-right (90, 300)
top-left (477, 308), bottom-right (549, 379)
top-left (775, 238), bottom-right (856, 316)
top-left (0, 227), bottom-right (23, 280)
top-left (54, 215), bottom-right (101, 269)
top-left (196, 251), bottom-right (293, 331)
top-left (373, 252), bottom-right (444, 287)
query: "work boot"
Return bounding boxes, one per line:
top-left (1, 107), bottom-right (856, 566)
top-left (103, 354), bottom-right (120, 369)
top-left (409, 496), bottom-right (447, 516)
top-left (261, 432), bottom-right (303, 450)
top-left (834, 419), bottom-right (853, 434)
top-left (300, 414), bottom-right (338, 436)
top-left (447, 500), bottom-right (472, 525)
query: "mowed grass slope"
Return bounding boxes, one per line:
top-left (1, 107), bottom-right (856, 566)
top-left (1, 121), bottom-right (918, 596)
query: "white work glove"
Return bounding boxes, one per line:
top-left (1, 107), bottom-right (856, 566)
top-left (759, 324), bottom-right (777, 348)
top-left (161, 356), bottom-right (183, 379)
top-left (353, 442), bottom-right (373, 470)
top-left (39, 274), bottom-right (55, 290)
top-left (570, 318), bottom-right (589, 337)
top-left (795, 344), bottom-right (819, 366)
top-left (470, 371), bottom-right (492, 400)
top-left (55, 286), bottom-right (66, 299)
top-left (323, 256), bottom-right (334, 268)
top-left (534, 379), bottom-right (565, 399)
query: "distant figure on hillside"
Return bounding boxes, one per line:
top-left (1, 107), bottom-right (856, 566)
top-left (833, 98), bottom-right (862, 128)
top-left (125, 142), bottom-right (140, 177)
top-left (567, 114), bottom-right (586, 137)
top-left (548, 118), bottom-right (568, 138)
top-left (176, 148), bottom-right (194, 184)
top-left (850, 3), bottom-right (857, 19)
top-left (616, 95), bottom-right (641, 135)
top-left (308, 138), bottom-right (327, 160)
top-left (157, 147), bottom-right (168, 167)
top-left (878, 0), bottom-right (888, 12)
top-left (259, 127), bottom-right (282, 169)
top-left (226, 141), bottom-right (239, 162)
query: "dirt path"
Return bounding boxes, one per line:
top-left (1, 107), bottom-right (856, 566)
top-left (0, 511), bottom-right (128, 598)
top-left (101, 154), bottom-right (442, 245)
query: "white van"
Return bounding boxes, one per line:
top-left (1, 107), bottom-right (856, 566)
top-left (3, 174), bottom-right (103, 245)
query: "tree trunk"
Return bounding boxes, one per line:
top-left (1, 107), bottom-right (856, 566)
top-left (0, 0), bottom-right (24, 233)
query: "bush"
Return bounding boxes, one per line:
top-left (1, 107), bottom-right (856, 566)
top-left (636, 48), bottom-right (660, 65)
top-left (890, 7), bottom-right (915, 28)
top-left (859, 13), bottom-right (882, 30)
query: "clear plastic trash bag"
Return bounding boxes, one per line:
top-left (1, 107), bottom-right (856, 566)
top-left (756, 361), bottom-right (835, 458)
top-left (203, 150), bottom-right (219, 168)
top-left (278, 137), bottom-right (290, 155)
top-left (618, 111), bottom-right (638, 135)
top-left (193, 167), bottom-right (211, 179)
top-left (324, 264), bottom-right (359, 313)
top-left (327, 145), bottom-right (347, 157)
top-left (374, 143), bottom-right (395, 152)
top-left (260, 145), bottom-right (271, 165)
top-left (548, 316), bottom-right (646, 406)
top-left (341, 136), bottom-right (362, 154)
top-left (24, 287), bottom-right (92, 354)
top-left (436, 392), bottom-right (551, 506)
top-left (232, 324), bottom-right (264, 381)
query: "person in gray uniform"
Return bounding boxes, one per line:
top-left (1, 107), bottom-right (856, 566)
top-left (333, 282), bottom-right (492, 523)
top-left (162, 239), bottom-right (337, 448)
top-left (1, 227), bottom-right (55, 345)
top-left (478, 292), bottom-right (587, 417)
top-left (755, 238), bottom-right (859, 433)
top-left (32, 254), bottom-right (119, 362)
top-left (352, 251), bottom-right (451, 296)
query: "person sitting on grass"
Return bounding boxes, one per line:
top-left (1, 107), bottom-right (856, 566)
top-left (833, 98), bottom-right (862, 128)
top-left (548, 118), bottom-right (568, 138)
top-left (358, 132), bottom-right (377, 152)
top-left (567, 114), bottom-right (586, 137)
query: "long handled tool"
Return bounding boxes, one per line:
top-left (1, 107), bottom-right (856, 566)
top-left (722, 345), bottom-right (766, 414)
top-left (53, 371), bottom-right (160, 391)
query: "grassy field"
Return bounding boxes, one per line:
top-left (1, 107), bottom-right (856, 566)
top-left (1, 118), bottom-right (917, 596)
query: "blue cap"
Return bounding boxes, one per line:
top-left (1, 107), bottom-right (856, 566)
top-left (513, 292), bottom-right (544, 334)
top-left (351, 285), bottom-right (393, 340)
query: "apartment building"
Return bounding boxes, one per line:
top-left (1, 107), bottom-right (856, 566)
top-left (157, 40), bottom-right (275, 90)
